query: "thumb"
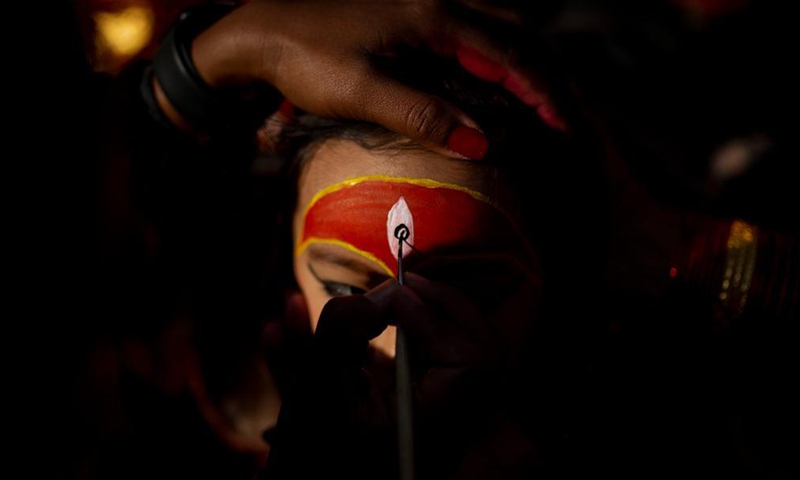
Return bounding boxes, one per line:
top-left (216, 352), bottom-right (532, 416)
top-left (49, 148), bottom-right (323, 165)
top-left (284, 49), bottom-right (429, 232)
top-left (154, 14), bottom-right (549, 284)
top-left (314, 293), bottom-right (391, 355)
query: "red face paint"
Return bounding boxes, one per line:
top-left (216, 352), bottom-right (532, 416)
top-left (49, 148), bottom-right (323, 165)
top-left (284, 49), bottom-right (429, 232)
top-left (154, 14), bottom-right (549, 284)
top-left (296, 176), bottom-right (537, 278)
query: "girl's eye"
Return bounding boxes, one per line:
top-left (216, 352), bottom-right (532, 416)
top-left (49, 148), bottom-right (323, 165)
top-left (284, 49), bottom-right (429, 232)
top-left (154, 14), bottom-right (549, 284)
top-left (323, 282), bottom-right (366, 298)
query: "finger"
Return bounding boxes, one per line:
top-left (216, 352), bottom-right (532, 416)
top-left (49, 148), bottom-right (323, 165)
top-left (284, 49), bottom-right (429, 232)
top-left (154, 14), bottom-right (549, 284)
top-left (402, 272), bottom-right (493, 343)
top-left (364, 277), bottom-right (400, 308)
top-left (437, 21), bottom-right (569, 132)
top-left (455, 0), bottom-right (526, 25)
top-left (346, 68), bottom-right (490, 160)
top-left (389, 284), bottom-right (483, 365)
top-left (458, 43), bottom-right (566, 131)
top-left (387, 285), bottom-right (437, 343)
top-left (314, 294), bottom-right (390, 353)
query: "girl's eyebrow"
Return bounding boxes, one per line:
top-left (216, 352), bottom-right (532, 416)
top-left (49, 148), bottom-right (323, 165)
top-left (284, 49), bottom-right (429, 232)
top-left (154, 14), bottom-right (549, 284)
top-left (306, 262), bottom-right (326, 283)
top-left (307, 245), bottom-right (393, 288)
top-left (307, 246), bottom-right (375, 275)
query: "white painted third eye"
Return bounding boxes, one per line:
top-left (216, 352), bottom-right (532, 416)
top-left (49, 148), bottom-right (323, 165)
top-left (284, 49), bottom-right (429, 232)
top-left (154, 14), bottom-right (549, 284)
top-left (387, 196), bottom-right (414, 260)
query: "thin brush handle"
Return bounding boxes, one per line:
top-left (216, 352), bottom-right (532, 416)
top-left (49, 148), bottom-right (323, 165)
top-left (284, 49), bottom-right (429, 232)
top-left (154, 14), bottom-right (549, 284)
top-left (396, 325), bottom-right (414, 480)
top-left (396, 239), bottom-right (414, 480)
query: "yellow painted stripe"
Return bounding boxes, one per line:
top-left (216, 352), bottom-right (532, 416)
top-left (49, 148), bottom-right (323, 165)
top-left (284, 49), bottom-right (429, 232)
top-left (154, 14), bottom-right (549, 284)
top-left (295, 237), bottom-right (396, 278)
top-left (298, 175), bottom-right (493, 247)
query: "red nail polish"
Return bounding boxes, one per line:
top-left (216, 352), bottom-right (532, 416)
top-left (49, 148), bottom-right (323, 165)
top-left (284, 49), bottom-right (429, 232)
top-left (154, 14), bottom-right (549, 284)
top-left (502, 73), bottom-right (544, 107)
top-left (446, 125), bottom-right (489, 159)
top-left (278, 99), bottom-right (295, 118)
top-left (456, 44), bottom-right (508, 83)
top-left (536, 103), bottom-right (568, 132)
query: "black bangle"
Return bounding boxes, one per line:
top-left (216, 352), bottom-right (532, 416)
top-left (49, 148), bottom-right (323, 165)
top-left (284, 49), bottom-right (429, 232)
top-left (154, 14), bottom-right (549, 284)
top-left (152, 2), bottom-right (241, 130)
top-left (140, 64), bottom-right (179, 131)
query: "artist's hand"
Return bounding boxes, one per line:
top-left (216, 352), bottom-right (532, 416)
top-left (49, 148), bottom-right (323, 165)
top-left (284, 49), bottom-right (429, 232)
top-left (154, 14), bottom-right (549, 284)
top-left (265, 266), bottom-right (540, 478)
top-left (395, 272), bottom-right (503, 424)
top-left (157, 0), bottom-right (567, 159)
top-left (396, 269), bottom-right (541, 476)
top-left (263, 284), bottom-right (397, 478)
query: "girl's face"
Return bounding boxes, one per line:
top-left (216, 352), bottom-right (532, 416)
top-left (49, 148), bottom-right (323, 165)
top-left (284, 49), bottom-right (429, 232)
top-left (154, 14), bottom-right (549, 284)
top-left (292, 139), bottom-right (539, 358)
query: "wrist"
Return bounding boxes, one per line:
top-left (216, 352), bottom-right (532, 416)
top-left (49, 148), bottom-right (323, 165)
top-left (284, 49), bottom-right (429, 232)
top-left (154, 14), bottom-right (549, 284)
top-left (152, 2), bottom-right (283, 133)
top-left (191, 1), bottom-right (284, 90)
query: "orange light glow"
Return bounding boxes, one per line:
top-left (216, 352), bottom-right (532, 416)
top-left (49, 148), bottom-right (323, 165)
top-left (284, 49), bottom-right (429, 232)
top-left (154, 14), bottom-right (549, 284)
top-left (94, 5), bottom-right (154, 58)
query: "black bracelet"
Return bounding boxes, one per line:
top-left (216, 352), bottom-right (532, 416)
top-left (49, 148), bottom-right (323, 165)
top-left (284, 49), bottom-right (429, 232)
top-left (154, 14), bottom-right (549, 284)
top-left (140, 64), bottom-right (179, 131)
top-left (152, 2), bottom-right (247, 131)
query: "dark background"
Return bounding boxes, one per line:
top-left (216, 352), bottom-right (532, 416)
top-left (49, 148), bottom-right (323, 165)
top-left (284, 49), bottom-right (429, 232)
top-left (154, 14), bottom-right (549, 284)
top-left (18, 1), bottom-right (798, 478)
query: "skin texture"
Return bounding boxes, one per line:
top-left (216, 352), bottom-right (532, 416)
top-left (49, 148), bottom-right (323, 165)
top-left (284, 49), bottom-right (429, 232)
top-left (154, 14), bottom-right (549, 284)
top-left (268, 138), bottom-right (543, 478)
top-left (291, 138), bottom-right (540, 359)
top-left (296, 176), bottom-right (520, 278)
top-left (154, 0), bottom-right (566, 156)
top-left (292, 140), bottom-right (491, 356)
top-left (148, 3), bottom-right (560, 473)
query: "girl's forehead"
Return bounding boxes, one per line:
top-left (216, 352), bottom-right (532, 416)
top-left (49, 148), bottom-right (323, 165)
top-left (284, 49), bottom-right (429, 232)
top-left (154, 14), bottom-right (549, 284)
top-left (296, 139), bottom-right (491, 211)
top-left (295, 175), bottom-right (510, 277)
top-left (293, 139), bottom-right (539, 283)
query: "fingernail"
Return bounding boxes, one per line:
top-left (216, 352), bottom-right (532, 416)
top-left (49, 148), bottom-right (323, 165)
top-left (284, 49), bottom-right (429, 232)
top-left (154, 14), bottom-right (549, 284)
top-left (502, 74), bottom-right (545, 107)
top-left (537, 103), bottom-right (569, 133)
top-left (446, 125), bottom-right (489, 160)
top-left (278, 99), bottom-right (295, 118)
top-left (365, 279), bottom-right (400, 307)
top-left (456, 44), bottom-right (508, 83)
